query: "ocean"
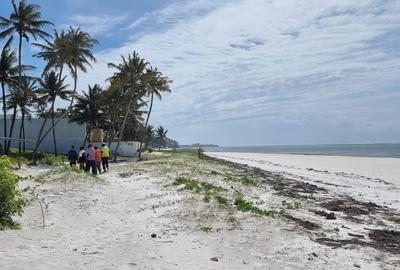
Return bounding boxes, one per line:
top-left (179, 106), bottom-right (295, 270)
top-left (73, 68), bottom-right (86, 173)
top-left (204, 143), bottom-right (400, 158)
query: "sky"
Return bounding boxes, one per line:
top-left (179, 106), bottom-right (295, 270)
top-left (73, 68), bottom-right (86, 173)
top-left (1, 0), bottom-right (400, 146)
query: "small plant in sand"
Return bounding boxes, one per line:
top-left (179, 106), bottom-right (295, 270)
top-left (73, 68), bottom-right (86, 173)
top-left (119, 172), bottom-right (133, 178)
top-left (281, 200), bottom-right (302, 209)
top-left (200, 226), bottom-right (213, 233)
top-left (215, 195), bottom-right (229, 206)
top-left (0, 156), bottom-right (26, 229)
top-left (227, 216), bottom-right (238, 224)
top-left (234, 197), bottom-right (274, 217)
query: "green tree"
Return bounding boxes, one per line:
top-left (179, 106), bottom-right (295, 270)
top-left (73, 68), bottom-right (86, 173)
top-left (156, 126), bottom-right (168, 151)
top-left (32, 27), bottom-right (97, 163)
top-left (0, 0), bottom-right (53, 153)
top-left (36, 71), bottom-right (70, 155)
top-left (70, 84), bottom-right (105, 145)
top-left (107, 51), bottom-right (148, 161)
top-left (138, 67), bottom-right (171, 159)
top-left (0, 46), bottom-right (18, 152)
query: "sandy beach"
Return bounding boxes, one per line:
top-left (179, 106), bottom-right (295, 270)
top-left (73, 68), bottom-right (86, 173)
top-left (0, 151), bottom-right (399, 269)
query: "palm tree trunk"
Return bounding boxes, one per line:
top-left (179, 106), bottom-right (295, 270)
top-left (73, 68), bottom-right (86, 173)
top-left (6, 34), bottom-right (23, 154)
top-left (6, 105), bottom-right (17, 154)
top-left (33, 66), bottom-right (78, 164)
top-left (158, 137), bottom-right (162, 151)
top-left (113, 97), bottom-right (135, 162)
top-left (1, 82), bottom-right (7, 153)
top-left (22, 118), bottom-right (26, 152)
top-left (18, 110), bottom-right (24, 155)
top-left (138, 93), bottom-right (154, 159)
top-left (51, 102), bottom-right (58, 156)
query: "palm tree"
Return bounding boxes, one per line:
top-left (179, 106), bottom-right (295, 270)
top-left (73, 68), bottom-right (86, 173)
top-left (32, 27), bottom-right (97, 162)
top-left (70, 84), bottom-right (105, 146)
top-left (36, 71), bottom-right (70, 155)
top-left (156, 126), bottom-right (168, 151)
top-left (7, 76), bottom-right (37, 153)
top-left (0, 0), bottom-right (53, 153)
top-left (138, 67), bottom-right (171, 158)
top-left (0, 45), bottom-right (18, 152)
top-left (107, 51), bottom-right (148, 161)
top-left (32, 29), bottom-right (68, 79)
top-left (145, 124), bottom-right (154, 150)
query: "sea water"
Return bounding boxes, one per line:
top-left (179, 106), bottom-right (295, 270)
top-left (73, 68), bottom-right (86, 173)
top-left (204, 143), bottom-right (400, 158)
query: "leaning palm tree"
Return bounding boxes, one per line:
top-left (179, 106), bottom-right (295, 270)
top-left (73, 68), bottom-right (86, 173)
top-left (138, 67), bottom-right (171, 158)
top-left (70, 84), bottom-right (105, 145)
top-left (32, 27), bottom-right (98, 162)
top-left (107, 51), bottom-right (148, 161)
top-left (36, 71), bottom-right (70, 155)
top-left (0, 46), bottom-right (18, 152)
top-left (156, 126), bottom-right (168, 151)
top-left (0, 0), bottom-right (53, 153)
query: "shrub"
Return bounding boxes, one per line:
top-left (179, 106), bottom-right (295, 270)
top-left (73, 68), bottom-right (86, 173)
top-left (0, 156), bottom-right (25, 229)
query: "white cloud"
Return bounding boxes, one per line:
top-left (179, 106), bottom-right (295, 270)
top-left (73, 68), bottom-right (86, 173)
top-left (77, 0), bottom-right (400, 144)
top-left (69, 13), bottom-right (129, 35)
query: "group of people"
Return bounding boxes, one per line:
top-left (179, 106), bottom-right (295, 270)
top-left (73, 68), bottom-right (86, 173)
top-left (68, 143), bottom-right (110, 175)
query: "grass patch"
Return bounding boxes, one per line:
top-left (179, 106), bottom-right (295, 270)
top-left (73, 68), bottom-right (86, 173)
top-left (234, 197), bottom-right (274, 217)
top-left (224, 175), bottom-right (260, 187)
top-left (203, 191), bottom-right (212, 203)
top-left (200, 226), bottom-right (213, 233)
top-left (215, 195), bottom-right (229, 206)
top-left (173, 177), bottom-right (227, 193)
top-left (34, 165), bottom-right (96, 183)
top-left (227, 216), bottom-right (238, 223)
top-left (119, 172), bottom-right (133, 178)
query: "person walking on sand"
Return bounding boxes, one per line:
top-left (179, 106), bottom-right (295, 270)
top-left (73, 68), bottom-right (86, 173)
top-left (68, 145), bottom-right (78, 167)
top-left (101, 143), bottom-right (110, 172)
top-left (78, 145), bottom-right (86, 171)
top-left (95, 146), bottom-right (102, 174)
top-left (86, 144), bottom-right (97, 175)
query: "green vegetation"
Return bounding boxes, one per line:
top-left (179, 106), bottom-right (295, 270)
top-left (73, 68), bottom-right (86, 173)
top-left (0, 156), bottom-right (25, 229)
top-left (215, 195), bottom-right (229, 206)
top-left (200, 226), bottom-right (213, 233)
top-left (173, 177), bottom-right (226, 193)
top-left (34, 165), bottom-right (96, 183)
top-left (234, 197), bottom-right (274, 217)
top-left (119, 172), bottom-right (133, 178)
top-left (281, 200), bottom-right (302, 209)
top-left (224, 175), bottom-right (260, 187)
top-left (227, 216), bottom-right (238, 223)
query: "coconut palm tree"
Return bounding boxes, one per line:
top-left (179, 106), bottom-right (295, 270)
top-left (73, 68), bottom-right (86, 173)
top-left (6, 76), bottom-right (37, 153)
top-left (0, 46), bottom-right (18, 152)
top-left (156, 126), bottom-right (168, 151)
top-left (36, 71), bottom-right (70, 155)
top-left (32, 29), bottom-right (68, 79)
top-left (0, 0), bottom-right (53, 153)
top-left (145, 124), bottom-right (154, 150)
top-left (107, 51), bottom-right (148, 161)
top-left (70, 84), bottom-right (105, 145)
top-left (32, 27), bottom-right (98, 162)
top-left (138, 67), bottom-right (171, 158)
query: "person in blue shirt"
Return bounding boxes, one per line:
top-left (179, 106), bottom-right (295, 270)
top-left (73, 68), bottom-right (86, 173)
top-left (68, 145), bottom-right (78, 167)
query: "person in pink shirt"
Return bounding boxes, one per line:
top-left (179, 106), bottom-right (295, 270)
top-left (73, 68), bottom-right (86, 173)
top-left (85, 144), bottom-right (97, 174)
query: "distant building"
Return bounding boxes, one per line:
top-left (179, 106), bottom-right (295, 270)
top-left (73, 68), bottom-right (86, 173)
top-left (0, 117), bottom-right (141, 157)
top-left (0, 117), bottom-right (86, 154)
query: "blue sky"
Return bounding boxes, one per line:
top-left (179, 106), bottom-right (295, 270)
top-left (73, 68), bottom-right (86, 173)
top-left (1, 0), bottom-right (400, 146)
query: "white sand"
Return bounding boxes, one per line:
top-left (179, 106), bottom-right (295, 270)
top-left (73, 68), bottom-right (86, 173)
top-left (207, 152), bottom-right (400, 209)
top-left (1, 156), bottom-right (399, 269)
